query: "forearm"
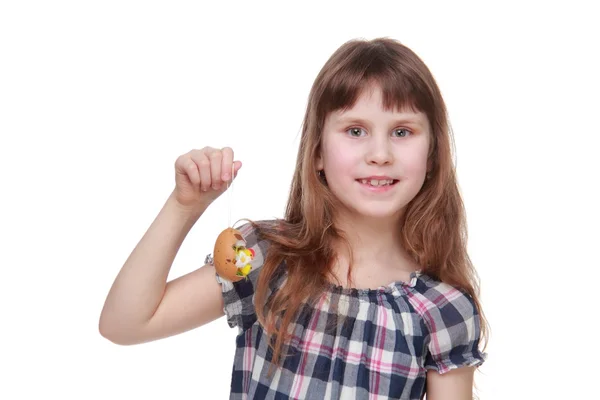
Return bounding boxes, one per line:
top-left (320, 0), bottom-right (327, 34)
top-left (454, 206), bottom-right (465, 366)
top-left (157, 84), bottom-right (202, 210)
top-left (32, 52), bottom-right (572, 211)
top-left (99, 190), bottom-right (208, 337)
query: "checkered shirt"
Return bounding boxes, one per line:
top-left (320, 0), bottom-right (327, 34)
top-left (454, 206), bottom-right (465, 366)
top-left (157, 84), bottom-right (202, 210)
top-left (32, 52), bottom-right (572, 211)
top-left (215, 221), bottom-right (487, 399)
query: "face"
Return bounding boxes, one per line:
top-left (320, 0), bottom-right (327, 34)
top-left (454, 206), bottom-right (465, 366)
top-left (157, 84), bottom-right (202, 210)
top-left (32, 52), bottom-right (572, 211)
top-left (317, 84), bottom-right (431, 221)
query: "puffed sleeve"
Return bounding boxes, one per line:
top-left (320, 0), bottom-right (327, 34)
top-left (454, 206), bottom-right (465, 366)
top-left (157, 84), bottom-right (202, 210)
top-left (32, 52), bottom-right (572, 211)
top-left (214, 221), bottom-right (269, 334)
top-left (424, 289), bottom-right (487, 374)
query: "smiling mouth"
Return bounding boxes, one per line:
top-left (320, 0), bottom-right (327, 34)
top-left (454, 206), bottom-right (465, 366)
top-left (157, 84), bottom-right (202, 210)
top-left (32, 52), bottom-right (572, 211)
top-left (356, 179), bottom-right (399, 187)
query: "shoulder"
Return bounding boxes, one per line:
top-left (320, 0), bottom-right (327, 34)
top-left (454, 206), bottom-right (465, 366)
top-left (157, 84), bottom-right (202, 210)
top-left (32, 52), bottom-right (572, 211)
top-left (237, 218), bottom-right (280, 240)
top-left (409, 274), bottom-right (480, 331)
top-left (235, 218), bottom-right (280, 249)
top-left (412, 275), bottom-right (487, 374)
top-left (215, 219), bottom-right (282, 331)
top-left (236, 218), bottom-right (290, 281)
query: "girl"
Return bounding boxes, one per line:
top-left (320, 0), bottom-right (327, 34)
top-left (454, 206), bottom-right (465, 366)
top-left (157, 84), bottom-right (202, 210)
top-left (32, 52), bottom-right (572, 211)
top-left (99, 37), bottom-right (488, 399)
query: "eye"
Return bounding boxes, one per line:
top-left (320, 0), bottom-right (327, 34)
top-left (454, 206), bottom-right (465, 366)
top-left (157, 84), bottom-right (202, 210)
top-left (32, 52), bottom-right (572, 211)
top-left (392, 128), bottom-right (411, 137)
top-left (346, 127), bottom-right (366, 137)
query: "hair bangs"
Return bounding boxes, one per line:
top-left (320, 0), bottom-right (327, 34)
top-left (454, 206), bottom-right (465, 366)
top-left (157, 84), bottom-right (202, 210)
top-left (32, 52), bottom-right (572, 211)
top-left (317, 44), bottom-right (432, 125)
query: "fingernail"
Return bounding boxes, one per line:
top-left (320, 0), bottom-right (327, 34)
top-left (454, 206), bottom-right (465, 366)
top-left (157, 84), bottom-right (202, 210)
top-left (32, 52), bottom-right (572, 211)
top-left (223, 173), bottom-right (230, 181)
top-left (212, 184), bottom-right (220, 190)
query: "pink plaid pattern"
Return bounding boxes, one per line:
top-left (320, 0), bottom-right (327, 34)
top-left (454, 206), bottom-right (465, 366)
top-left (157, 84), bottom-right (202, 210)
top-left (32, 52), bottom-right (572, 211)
top-left (213, 221), bottom-right (487, 399)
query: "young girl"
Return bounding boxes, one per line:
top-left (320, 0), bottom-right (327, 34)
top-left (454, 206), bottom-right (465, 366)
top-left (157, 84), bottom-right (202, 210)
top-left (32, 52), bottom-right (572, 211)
top-left (99, 37), bottom-right (488, 399)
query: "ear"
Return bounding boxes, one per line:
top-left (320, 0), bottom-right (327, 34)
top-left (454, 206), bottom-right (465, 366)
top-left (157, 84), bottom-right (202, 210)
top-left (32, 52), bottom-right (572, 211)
top-left (426, 157), bottom-right (433, 174)
top-left (316, 150), bottom-right (324, 170)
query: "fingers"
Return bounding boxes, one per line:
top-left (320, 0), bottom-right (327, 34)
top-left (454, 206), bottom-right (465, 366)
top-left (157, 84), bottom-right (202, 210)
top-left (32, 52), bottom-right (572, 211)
top-left (187, 148), bottom-right (212, 192)
top-left (184, 147), bottom-right (240, 192)
top-left (175, 152), bottom-right (202, 188)
top-left (233, 160), bottom-right (242, 176)
top-left (209, 150), bottom-right (223, 191)
top-left (185, 159), bottom-right (201, 188)
top-left (221, 147), bottom-right (234, 182)
top-left (196, 152), bottom-right (211, 192)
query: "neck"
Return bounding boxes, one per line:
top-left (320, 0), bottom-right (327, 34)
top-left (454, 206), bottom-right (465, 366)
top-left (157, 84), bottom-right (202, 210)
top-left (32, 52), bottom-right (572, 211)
top-left (332, 210), bottom-right (417, 271)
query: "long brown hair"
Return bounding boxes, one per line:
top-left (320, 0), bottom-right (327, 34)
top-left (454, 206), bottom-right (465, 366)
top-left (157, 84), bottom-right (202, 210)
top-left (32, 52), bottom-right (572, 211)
top-left (251, 37), bottom-right (489, 374)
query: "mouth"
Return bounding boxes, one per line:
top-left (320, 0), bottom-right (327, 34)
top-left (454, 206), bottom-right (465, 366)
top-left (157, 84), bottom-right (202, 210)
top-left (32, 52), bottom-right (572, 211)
top-left (356, 178), bottom-right (399, 187)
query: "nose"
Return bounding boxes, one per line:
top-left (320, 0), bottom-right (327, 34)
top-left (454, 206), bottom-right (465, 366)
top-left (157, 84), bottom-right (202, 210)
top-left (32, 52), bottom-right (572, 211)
top-left (366, 134), bottom-right (393, 165)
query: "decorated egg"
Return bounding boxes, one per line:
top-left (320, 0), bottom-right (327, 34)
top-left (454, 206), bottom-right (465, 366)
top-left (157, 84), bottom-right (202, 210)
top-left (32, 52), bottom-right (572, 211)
top-left (213, 227), bottom-right (254, 282)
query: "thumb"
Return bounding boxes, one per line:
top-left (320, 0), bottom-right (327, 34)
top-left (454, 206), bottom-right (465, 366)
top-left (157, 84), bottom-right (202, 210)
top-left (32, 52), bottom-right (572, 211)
top-left (233, 160), bottom-right (242, 175)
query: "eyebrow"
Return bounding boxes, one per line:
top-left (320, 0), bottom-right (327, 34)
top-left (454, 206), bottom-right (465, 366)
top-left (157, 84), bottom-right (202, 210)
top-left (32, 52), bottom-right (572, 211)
top-left (334, 116), bottom-right (424, 128)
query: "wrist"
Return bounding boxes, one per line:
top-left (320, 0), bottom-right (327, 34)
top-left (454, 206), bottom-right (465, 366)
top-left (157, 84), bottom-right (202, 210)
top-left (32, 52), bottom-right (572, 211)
top-left (166, 190), bottom-right (208, 223)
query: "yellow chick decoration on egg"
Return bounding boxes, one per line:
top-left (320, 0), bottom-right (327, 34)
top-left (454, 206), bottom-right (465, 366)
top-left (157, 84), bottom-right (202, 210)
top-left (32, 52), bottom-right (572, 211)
top-left (234, 246), bottom-right (254, 278)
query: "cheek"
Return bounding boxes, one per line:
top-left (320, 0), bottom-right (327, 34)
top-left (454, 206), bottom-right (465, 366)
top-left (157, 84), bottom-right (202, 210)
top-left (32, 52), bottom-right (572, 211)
top-left (399, 142), bottom-right (430, 178)
top-left (322, 140), bottom-right (356, 175)
top-left (405, 152), bottom-right (429, 175)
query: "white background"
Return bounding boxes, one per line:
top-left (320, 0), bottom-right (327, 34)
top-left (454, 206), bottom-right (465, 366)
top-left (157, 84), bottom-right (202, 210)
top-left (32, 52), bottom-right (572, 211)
top-left (1, 1), bottom-right (598, 399)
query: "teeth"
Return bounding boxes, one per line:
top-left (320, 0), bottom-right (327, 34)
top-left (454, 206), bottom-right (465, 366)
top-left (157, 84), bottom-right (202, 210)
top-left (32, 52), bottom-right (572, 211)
top-left (360, 179), bottom-right (394, 186)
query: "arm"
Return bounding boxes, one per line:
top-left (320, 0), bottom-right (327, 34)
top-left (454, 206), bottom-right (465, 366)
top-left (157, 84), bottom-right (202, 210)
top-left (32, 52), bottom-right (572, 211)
top-left (98, 190), bottom-right (223, 345)
top-left (419, 286), bottom-right (487, 400)
top-left (425, 366), bottom-right (476, 400)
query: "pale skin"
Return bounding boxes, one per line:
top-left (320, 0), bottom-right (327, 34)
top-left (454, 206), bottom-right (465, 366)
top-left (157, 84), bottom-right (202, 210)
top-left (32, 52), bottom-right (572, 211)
top-left (318, 83), bottom-right (477, 397)
top-left (100, 93), bottom-right (476, 397)
top-left (98, 146), bottom-right (239, 344)
top-left (318, 83), bottom-right (431, 289)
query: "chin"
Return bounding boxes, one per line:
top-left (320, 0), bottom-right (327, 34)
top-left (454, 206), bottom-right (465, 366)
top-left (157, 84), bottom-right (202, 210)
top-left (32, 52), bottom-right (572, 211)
top-left (347, 203), bottom-right (405, 221)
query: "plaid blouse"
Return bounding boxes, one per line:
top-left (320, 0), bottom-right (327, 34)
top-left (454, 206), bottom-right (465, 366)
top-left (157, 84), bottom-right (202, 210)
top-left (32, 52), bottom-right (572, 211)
top-left (214, 221), bottom-right (487, 399)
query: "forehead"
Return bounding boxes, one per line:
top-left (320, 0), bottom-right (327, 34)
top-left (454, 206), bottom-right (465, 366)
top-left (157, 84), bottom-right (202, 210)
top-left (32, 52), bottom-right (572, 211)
top-left (327, 85), bottom-right (428, 129)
